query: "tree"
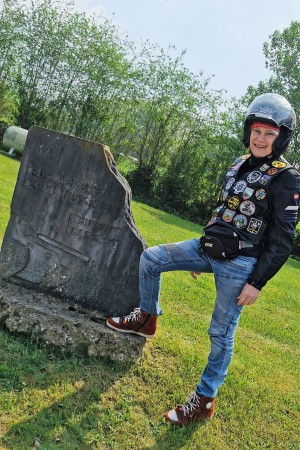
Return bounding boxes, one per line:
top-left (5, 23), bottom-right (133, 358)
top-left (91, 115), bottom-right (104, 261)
top-left (238, 21), bottom-right (300, 166)
top-left (0, 0), bottom-right (24, 81)
top-left (0, 80), bottom-right (19, 139)
top-left (0, 0), bottom-right (234, 223)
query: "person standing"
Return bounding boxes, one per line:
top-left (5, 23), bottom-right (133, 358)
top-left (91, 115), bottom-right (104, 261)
top-left (107, 93), bottom-right (300, 425)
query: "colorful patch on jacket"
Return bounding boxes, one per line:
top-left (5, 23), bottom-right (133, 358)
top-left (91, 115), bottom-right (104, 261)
top-left (255, 188), bottom-right (266, 201)
top-left (247, 171), bottom-right (262, 184)
top-left (260, 164), bottom-right (269, 171)
top-left (233, 214), bottom-right (247, 229)
top-left (228, 196), bottom-right (240, 210)
top-left (222, 209), bottom-right (236, 222)
top-left (239, 200), bottom-right (255, 216)
top-left (259, 175), bottom-right (271, 185)
top-left (243, 187), bottom-right (254, 200)
top-left (267, 168), bottom-right (278, 176)
top-left (247, 218), bottom-right (262, 234)
top-left (233, 180), bottom-right (247, 194)
top-left (272, 161), bottom-right (287, 168)
top-left (225, 177), bottom-right (236, 190)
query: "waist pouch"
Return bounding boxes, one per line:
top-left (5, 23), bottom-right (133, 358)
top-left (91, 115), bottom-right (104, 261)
top-left (200, 227), bottom-right (240, 259)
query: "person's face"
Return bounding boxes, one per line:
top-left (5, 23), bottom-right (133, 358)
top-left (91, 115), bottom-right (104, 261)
top-left (249, 126), bottom-right (278, 158)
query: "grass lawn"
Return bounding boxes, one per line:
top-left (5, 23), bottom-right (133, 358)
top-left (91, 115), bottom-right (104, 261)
top-left (0, 153), bottom-right (299, 449)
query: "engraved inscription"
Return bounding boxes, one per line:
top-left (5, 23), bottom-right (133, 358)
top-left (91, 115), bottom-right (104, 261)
top-left (22, 165), bottom-right (112, 212)
top-left (65, 214), bottom-right (123, 245)
top-left (0, 127), bottom-right (145, 316)
top-left (68, 213), bottom-right (123, 233)
top-left (23, 165), bottom-right (107, 196)
top-left (65, 225), bottom-right (118, 247)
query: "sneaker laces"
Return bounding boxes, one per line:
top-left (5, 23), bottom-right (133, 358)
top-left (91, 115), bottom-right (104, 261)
top-left (181, 392), bottom-right (201, 416)
top-left (124, 308), bottom-right (142, 323)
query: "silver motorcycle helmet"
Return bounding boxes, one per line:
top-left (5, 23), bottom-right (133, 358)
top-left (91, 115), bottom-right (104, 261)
top-left (242, 93), bottom-right (296, 157)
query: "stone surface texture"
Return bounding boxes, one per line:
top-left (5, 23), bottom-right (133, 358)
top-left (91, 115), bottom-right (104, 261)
top-left (0, 126), bottom-right (147, 317)
top-left (0, 278), bottom-right (145, 361)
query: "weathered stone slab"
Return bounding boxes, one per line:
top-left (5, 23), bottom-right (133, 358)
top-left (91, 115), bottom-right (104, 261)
top-left (0, 278), bottom-right (144, 361)
top-left (0, 126), bottom-right (147, 317)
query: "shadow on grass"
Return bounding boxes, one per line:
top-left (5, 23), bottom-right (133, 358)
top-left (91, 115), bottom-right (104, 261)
top-left (286, 257), bottom-right (300, 269)
top-left (0, 331), bottom-right (136, 450)
top-left (141, 421), bottom-right (208, 450)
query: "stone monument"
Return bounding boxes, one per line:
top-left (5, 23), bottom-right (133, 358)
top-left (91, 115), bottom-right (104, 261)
top-left (0, 127), bottom-right (147, 359)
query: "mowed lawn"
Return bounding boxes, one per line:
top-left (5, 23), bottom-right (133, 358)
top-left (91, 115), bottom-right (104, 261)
top-left (0, 153), bottom-right (299, 450)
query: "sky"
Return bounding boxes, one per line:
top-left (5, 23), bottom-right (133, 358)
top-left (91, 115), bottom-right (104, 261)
top-left (71, 0), bottom-right (300, 98)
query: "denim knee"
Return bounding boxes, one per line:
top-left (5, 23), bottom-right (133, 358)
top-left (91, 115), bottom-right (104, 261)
top-left (208, 320), bottom-right (235, 368)
top-left (208, 305), bottom-right (239, 352)
top-left (139, 246), bottom-right (170, 276)
top-left (140, 249), bottom-right (155, 274)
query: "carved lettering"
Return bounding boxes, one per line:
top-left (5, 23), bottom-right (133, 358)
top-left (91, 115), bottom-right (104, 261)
top-left (22, 166), bottom-right (107, 198)
top-left (23, 176), bottom-right (111, 214)
top-left (1, 127), bottom-right (145, 316)
top-left (65, 225), bottom-right (118, 247)
top-left (68, 214), bottom-right (123, 233)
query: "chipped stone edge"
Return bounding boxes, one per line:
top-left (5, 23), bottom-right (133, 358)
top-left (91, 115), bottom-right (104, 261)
top-left (0, 278), bottom-right (145, 362)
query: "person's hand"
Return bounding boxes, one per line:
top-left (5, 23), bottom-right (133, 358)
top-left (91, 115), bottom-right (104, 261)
top-left (190, 272), bottom-right (202, 280)
top-left (237, 283), bottom-right (260, 306)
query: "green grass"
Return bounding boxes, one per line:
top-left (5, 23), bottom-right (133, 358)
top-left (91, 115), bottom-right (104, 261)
top-left (0, 153), bottom-right (300, 449)
top-left (0, 154), bottom-right (19, 248)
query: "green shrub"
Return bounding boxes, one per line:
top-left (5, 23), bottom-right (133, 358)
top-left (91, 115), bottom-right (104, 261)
top-left (292, 222), bottom-right (300, 257)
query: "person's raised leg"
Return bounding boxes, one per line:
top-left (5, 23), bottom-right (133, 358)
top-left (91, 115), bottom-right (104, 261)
top-left (106, 239), bottom-right (212, 337)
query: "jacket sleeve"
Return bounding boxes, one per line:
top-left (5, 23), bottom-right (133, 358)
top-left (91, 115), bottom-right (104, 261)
top-left (247, 168), bottom-right (300, 290)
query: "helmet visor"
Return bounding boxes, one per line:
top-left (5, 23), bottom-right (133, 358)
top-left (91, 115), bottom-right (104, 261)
top-left (246, 93), bottom-right (296, 130)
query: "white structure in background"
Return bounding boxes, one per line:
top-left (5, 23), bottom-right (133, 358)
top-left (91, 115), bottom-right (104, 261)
top-left (2, 126), bottom-right (28, 155)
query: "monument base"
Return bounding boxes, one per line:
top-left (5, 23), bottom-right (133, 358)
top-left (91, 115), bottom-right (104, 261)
top-left (0, 278), bottom-right (145, 362)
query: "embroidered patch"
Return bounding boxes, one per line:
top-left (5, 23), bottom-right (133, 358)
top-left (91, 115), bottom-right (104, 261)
top-left (267, 168), bottom-right (278, 176)
top-left (232, 165), bottom-right (240, 171)
top-left (240, 200), bottom-right (255, 216)
top-left (226, 170), bottom-right (236, 177)
top-left (247, 171), bottom-right (262, 183)
top-left (222, 209), bottom-right (236, 222)
top-left (272, 161), bottom-right (287, 168)
top-left (247, 218), bottom-right (262, 234)
top-left (225, 177), bottom-right (235, 190)
top-left (227, 196), bottom-right (240, 210)
top-left (259, 175), bottom-right (271, 185)
top-left (243, 187), bottom-right (254, 200)
top-left (207, 216), bottom-right (218, 225)
top-left (255, 188), bottom-right (266, 200)
top-left (260, 164), bottom-right (269, 171)
top-left (233, 214), bottom-right (247, 229)
top-left (233, 180), bottom-right (247, 194)
top-left (210, 206), bottom-right (222, 221)
top-left (232, 160), bottom-right (245, 170)
top-left (214, 205), bottom-right (223, 214)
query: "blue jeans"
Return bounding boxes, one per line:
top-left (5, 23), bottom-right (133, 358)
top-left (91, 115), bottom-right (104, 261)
top-left (139, 238), bottom-right (257, 398)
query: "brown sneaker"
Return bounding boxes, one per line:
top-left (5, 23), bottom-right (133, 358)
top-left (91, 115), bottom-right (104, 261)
top-left (106, 308), bottom-right (157, 338)
top-left (165, 392), bottom-right (215, 425)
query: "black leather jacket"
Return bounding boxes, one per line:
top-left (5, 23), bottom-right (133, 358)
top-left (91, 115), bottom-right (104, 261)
top-left (209, 154), bottom-right (300, 290)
